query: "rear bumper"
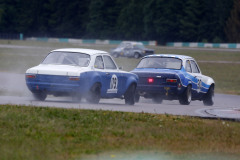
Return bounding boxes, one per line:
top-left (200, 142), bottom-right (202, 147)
top-left (25, 74), bottom-right (90, 96)
top-left (136, 84), bottom-right (185, 99)
top-left (26, 82), bottom-right (84, 95)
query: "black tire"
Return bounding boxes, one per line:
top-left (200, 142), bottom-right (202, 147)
top-left (134, 52), bottom-right (140, 59)
top-left (203, 85), bottom-right (214, 106)
top-left (124, 84), bottom-right (136, 105)
top-left (134, 93), bottom-right (140, 103)
top-left (33, 92), bottom-right (47, 101)
top-left (152, 95), bottom-right (163, 104)
top-left (179, 85), bottom-right (192, 105)
top-left (86, 83), bottom-right (101, 104)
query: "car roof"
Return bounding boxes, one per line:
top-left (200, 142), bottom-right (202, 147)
top-left (144, 54), bottom-right (193, 60)
top-left (51, 48), bottom-right (108, 55)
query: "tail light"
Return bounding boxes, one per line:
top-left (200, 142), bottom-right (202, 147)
top-left (148, 78), bottom-right (154, 83)
top-left (166, 79), bottom-right (177, 83)
top-left (69, 77), bottom-right (80, 81)
top-left (26, 74), bottom-right (36, 79)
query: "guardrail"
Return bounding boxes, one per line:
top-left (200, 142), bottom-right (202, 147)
top-left (2, 34), bottom-right (240, 49)
top-left (167, 42), bottom-right (240, 49)
top-left (26, 37), bottom-right (157, 46)
top-left (0, 33), bottom-right (23, 40)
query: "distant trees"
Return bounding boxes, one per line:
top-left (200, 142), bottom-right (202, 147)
top-left (0, 0), bottom-right (236, 43)
top-left (225, 0), bottom-right (240, 43)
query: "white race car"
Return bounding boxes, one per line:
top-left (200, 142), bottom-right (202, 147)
top-left (26, 48), bottom-right (138, 104)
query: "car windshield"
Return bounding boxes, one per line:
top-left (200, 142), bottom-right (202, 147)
top-left (134, 44), bottom-right (144, 49)
top-left (42, 51), bottom-right (90, 67)
top-left (137, 57), bottom-right (182, 69)
top-left (118, 43), bottom-right (128, 48)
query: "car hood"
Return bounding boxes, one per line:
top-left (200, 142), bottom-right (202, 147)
top-left (26, 64), bottom-right (88, 76)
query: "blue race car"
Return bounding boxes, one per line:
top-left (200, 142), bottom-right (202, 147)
top-left (131, 54), bottom-right (215, 106)
top-left (26, 48), bottom-right (138, 105)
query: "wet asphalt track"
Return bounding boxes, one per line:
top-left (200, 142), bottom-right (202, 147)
top-left (0, 93), bottom-right (240, 120)
top-left (0, 71), bottom-right (240, 120)
top-left (1, 38), bottom-right (240, 121)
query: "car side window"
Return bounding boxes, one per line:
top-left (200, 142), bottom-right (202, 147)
top-left (125, 43), bottom-right (132, 49)
top-left (103, 55), bottom-right (117, 70)
top-left (185, 60), bottom-right (192, 72)
top-left (94, 56), bottom-right (104, 69)
top-left (190, 60), bottom-right (200, 73)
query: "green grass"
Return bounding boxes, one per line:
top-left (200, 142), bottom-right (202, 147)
top-left (0, 105), bottom-right (240, 160)
top-left (0, 40), bottom-right (240, 94)
top-left (199, 63), bottom-right (240, 95)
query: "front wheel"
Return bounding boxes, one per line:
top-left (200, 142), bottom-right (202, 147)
top-left (179, 85), bottom-right (192, 105)
top-left (86, 83), bottom-right (101, 104)
top-left (33, 92), bottom-right (47, 101)
top-left (134, 53), bottom-right (140, 59)
top-left (203, 85), bottom-right (214, 106)
top-left (125, 84), bottom-right (136, 105)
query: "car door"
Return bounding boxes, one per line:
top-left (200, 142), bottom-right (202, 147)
top-left (185, 60), bottom-right (199, 98)
top-left (94, 55), bottom-right (108, 94)
top-left (123, 43), bottom-right (132, 57)
top-left (102, 55), bottom-right (122, 98)
top-left (190, 60), bottom-right (204, 98)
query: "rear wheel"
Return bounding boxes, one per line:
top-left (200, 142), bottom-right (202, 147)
top-left (179, 85), bottom-right (192, 105)
top-left (203, 85), bottom-right (214, 106)
top-left (125, 84), bottom-right (136, 105)
top-left (33, 92), bottom-right (47, 101)
top-left (86, 83), bottom-right (101, 104)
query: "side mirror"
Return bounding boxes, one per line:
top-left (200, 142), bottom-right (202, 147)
top-left (119, 66), bottom-right (123, 70)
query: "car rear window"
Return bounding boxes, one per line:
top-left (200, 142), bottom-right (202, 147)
top-left (42, 51), bottom-right (90, 67)
top-left (137, 57), bottom-right (182, 69)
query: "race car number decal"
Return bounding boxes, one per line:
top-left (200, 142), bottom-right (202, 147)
top-left (107, 74), bottom-right (118, 93)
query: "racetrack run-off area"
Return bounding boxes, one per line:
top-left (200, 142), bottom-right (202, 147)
top-left (0, 71), bottom-right (240, 120)
top-left (1, 41), bottom-right (240, 159)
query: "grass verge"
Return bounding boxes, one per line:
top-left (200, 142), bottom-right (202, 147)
top-left (0, 105), bottom-right (240, 160)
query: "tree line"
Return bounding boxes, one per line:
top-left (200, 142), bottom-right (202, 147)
top-left (0, 0), bottom-right (239, 43)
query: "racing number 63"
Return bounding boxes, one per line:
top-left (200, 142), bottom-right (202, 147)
top-left (107, 74), bottom-right (118, 93)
